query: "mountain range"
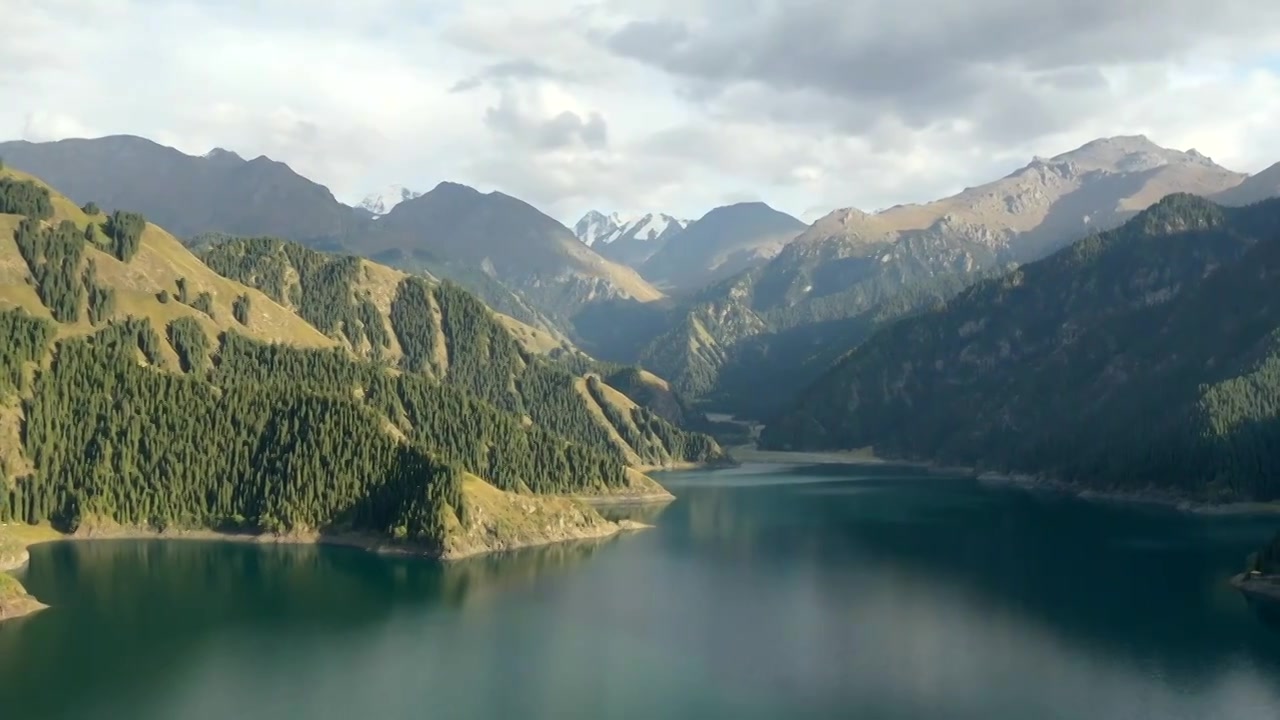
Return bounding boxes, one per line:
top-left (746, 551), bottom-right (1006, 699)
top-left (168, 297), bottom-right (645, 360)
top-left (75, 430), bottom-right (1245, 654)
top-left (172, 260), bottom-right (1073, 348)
top-left (572, 204), bottom-right (805, 293)
top-left (763, 193), bottom-right (1280, 503)
top-left (0, 135), bottom-right (662, 342)
top-left (4, 132), bottom-right (1279, 427)
top-left (609, 135), bottom-right (1263, 415)
top-left (0, 137), bottom-right (362, 243)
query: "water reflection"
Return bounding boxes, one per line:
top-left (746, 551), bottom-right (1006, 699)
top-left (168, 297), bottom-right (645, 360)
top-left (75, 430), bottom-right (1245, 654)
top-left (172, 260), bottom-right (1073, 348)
top-left (655, 464), bottom-right (1280, 692)
top-left (3, 464), bottom-right (1280, 720)
top-left (0, 536), bottom-right (615, 719)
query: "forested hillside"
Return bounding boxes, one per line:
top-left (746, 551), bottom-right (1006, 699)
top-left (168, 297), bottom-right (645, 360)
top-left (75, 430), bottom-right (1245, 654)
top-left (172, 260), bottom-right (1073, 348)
top-left (764, 194), bottom-right (1280, 502)
top-left (199, 236), bottom-right (722, 469)
top-left (0, 170), bottom-right (722, 563)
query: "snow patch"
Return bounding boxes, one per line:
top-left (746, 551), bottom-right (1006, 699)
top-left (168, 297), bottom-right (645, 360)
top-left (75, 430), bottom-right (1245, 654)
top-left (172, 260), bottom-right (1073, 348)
top-left (359, 185), bottom-right (423, 216)
top-left (574, 211), bottom-right (689, 247)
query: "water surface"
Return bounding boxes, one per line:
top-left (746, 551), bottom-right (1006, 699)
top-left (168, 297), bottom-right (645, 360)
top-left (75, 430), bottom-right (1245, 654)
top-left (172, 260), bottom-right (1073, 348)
top-left (4, 463), bottom-right (1280, 719)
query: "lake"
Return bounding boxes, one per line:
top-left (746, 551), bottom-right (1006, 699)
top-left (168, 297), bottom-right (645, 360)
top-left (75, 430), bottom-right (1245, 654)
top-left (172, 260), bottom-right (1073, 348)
top-left (4, 462), bottom-right (1280, 719)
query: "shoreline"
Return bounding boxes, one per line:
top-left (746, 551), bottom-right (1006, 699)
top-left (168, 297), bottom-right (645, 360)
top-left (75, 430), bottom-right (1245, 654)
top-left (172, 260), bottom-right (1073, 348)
top-left (1231, 573), bottom-right (1280, 606)
top-left (727, 445), bottom-right (891, 467)
top-left (14, 518), bottom-right (656, 561)
top-left (735, 442), bottom-right (1280, 516)
top-left (0, 513), bottom-right (654, 623)
top-left (1, 531), bottom-right (51, 621)
top-left (574, 493), bottom-right (675, 507)
top-left (973, 471), bottom-right (1280, 516)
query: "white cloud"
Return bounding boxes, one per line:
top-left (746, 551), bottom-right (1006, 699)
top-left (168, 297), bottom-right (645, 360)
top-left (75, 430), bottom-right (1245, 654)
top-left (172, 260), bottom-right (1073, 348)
top-left (2, 0), bottom-right (1279, 226)
top-left (20, 111), bottom-right (96, 143)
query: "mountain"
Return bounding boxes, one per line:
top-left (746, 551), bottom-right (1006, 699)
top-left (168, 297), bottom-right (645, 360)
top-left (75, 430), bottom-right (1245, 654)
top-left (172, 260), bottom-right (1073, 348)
top-left (358, 182), bottom-right (664, 331)
top-left (574, 211), bottom-right (624, 246)
top-left (764, 194), bottom-right (1280, 503)
top-left (640, 202), bottom-right (804, 292)
top-left (359, 185), bottom-right (422, 217)
top-left (0, 136), bottom-right (362, 244)
top-left (1216, 162), bottom-right (1280, 207)
top-left (0, 136), bottom-right (670, 343)
top-left (592, 213), bottom-right (690, 268)
top-left (0, 167), bottom-right (724, 595)
top-left (755, 135), bottom-right (1244, 311)
top-left (607, 136), bottom-right (1251, 414)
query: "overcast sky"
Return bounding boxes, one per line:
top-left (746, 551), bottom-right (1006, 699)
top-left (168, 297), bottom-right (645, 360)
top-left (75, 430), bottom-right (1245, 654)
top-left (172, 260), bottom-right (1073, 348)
top-left (3, 0), bottom-right (1280, 224)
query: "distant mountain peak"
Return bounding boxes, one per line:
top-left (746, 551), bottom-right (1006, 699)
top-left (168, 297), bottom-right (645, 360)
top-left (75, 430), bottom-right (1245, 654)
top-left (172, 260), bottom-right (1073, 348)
top-left (203, 147), bottom-right (243, 163)
top-left (639, 201), bottom-right (805, 291)
top-left (1044, 134), bottom-right (1221, 175)
top-left (700, 201), bottom-right (785, 219)
top-left (358, 184), bottom-right (423, 217)
top-left (432, 180), bottom-right (480, 195)
top-left (574, 210), bottom-right (623, 246)
top-left (573, 211), bottom-right (688, 247)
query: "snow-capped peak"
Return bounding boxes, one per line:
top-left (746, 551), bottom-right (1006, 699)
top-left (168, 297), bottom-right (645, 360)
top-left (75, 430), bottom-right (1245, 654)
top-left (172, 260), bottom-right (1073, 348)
top-left (574, 210), bottom-right (625, 246)
top-left (359, 185), bottom-right (423, 217)
top-left (574, 211), bottom-right (689, 247)
top-left (620, 213), bottom-right (689, 243)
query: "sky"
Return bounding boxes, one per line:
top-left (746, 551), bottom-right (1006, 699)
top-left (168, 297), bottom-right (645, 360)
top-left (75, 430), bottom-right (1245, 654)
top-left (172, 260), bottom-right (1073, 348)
top-left (3, 0), bottom-right (1280, 225)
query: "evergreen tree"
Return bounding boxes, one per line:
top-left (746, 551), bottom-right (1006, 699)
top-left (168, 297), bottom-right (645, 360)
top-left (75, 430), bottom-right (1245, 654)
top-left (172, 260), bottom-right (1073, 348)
top-left (233, 294), bottom-right (251, 326)
top-left (0, 179), bottom-right (53, 220)
top-left (14, 218), bottom-right (86, 322)
top-left (191, 291), bottom-right (215, 319)
top-left (104, 210), bottom-right (146, 262)
top-left (167, 317), bottom-right (210, 374)
top-left (83, 259), bottom-right (117, 326)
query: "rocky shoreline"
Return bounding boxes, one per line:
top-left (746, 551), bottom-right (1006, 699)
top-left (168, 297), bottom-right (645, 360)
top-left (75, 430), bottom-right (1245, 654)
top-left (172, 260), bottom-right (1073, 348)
top-left (0, 542), bottom-right (45, 621)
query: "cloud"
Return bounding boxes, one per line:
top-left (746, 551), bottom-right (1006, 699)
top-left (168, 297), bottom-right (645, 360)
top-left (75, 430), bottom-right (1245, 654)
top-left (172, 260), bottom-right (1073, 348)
top-left (604, 0), bottom-right (1280, 143)
top-left (486, 99), bottom-right (609, 151)
top-left (451, 60), bottom-right (567, 93)
top-left (20, 112), bottom-right (96, 143)
top-left (1, 0), bottom-right (1279, 227)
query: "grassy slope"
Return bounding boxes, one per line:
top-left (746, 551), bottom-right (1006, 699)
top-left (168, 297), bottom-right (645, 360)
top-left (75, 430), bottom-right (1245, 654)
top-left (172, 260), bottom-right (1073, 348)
top-left (439, 475), bottom-right (629, 559)
top-left (572, 376), bottom-right (689, 490)
top-left (495, 314), bottom-right (578, 356)
top-left (353, 260), bottom-right (578, 360)
top-left (574, 376), bottom-right (644, 466)
top-left (0, 167), bottom-right (334, 355)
